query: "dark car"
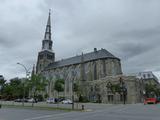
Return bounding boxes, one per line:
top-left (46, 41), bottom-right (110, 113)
top-left (57, 98), bottom-right (65, 102)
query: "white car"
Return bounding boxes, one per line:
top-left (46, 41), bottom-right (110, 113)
top-left (46, 98), bottom-right (55, 104)
top-left (62, 99), bottom-right (73, 104)
top-left (27, 98), bottom-right (37, 103)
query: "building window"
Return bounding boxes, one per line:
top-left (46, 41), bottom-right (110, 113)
top-left (47, 54), bottom-right (53, 59)
top-left (49, 43), bottom-right (52, 49)
top-left (94, 62), bottom-right (97, 80)
top-left (103, 60), bottom-right (106, 77)
top-left (39, 55), bottom-right (43, 59)
top-left (90, 86), bottom-right (93, 92)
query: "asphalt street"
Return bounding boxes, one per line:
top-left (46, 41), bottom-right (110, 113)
top-left (0, 104), bottom-right (160, 120)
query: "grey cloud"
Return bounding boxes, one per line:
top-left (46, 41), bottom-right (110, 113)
top-left (114, 26), bottom-right (160, 39)
top-left (1, 0), bottom-right (160, 80)
top-left (0, 37), bottom-right (10, 47)
top-left (118, 43), bottom-right (150, 58)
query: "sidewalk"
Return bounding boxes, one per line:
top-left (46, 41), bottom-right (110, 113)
top-left (1, 100), bottom-right (128, 111)
top-left (0, 101), bottom-right (84, 111)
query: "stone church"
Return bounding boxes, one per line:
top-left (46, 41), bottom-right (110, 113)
top-left (36, 12), bottom-right (144, 104)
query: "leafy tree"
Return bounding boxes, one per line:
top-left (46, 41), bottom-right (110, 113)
top-left (29, 74), bottom-right (47, 100)
top-left (0, 79), bottom-right (6, 86)
top-left (73, 82), bottom-right (82, 101)
top-left (54, 79), bottom-right (64, 97)
top-left (10, 78), bottom-right (24, 98)
top-left (2, 78), bottom-right (24, 100)
top-left (2, 83), bottom-right (12, 99)
top-left (145, 84), bottom-right (160, 98)
top-left (0, 78), bottom-right (6, 96)
top-left (111, 84), bottom-right (122, 94)
top-left (73, 83), bottom-right (79, 92)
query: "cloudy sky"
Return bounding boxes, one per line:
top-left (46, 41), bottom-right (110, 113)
top-left (1, 0), bottom-right (160, 80)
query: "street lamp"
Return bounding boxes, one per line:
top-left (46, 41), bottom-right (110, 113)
top-left (17, 62), bottom-right (30, 106)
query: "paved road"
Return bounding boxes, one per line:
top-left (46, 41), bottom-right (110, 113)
top-left (0, 104), bottom-right (160, 120)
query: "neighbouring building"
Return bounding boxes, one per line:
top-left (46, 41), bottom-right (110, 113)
top-left (86, 75), bottom-right (144, 104)
top-left (138, 71), bottom-right (159, 85)
top-left (35, 12), bottom-right (144, 104)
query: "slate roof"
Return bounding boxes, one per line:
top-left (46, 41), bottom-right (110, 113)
top-left (46, 48), bottom-right (120, 70)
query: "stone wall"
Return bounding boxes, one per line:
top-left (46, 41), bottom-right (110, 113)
top-left (85, 75), bottom-right (144, 104)
top-left (42, 58), bottom-right (122, 98)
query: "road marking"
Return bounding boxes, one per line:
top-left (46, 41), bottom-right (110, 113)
top-left (23, 112), bottom-right (74, 120)
top-left (24, 115), bottom-right (53, 120)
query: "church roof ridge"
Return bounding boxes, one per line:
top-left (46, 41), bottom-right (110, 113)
top-left (46, 48), bottom-right (120, 70)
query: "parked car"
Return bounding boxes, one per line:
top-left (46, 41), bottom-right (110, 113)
top-left (57, 97), bottom-right (65, 102)
top-left (62, 99), bottom-right (73, 104)
top-left (14, 98), bottom-right (28, 102)
top-left (23, 98), bottom-right (29, 102)
top-left (14, 98), bottom-right (22, 102)
top-left (144, 98), bottom-right (157, 104)
top-left (46, 98), bottom-right (55, 104)
top-left (27, 98), bottom-right (37, 103)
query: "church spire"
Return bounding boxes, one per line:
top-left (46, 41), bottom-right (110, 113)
top-left (44, 9), bottom-right (51, 40)
top-left (36, 10), bottom-right (55, 74)
top-left (42, 10), bottom-right (53, 51)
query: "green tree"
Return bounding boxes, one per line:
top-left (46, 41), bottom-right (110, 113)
top-left (10, 78), bottom-right (24, 98)
top-left (0, 79), bottom-right (6, 86)
top-left (111, 84), bottom-right (122, 94)
top-left (0, 78), bottom-right (6, 97)
top-left (145, 84), bottom-right (160, 97)
top-left (73, 82), bottom-right (82, 101)
top-left (29, 74), bottom-right (47, 99)
top-left (2, 83), bottom-right (12, 99)
top-left (2, 78), bottom-right (24, 100)
top-left (54, 79), bottom-right (64, 97)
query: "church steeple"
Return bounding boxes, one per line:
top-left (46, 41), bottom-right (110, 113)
top-left (36, 10), bottom-right (55, 74)
top-left (42, 10), bottom-right (53, 51)
top-left (44, 10), bottom-right (51, 40)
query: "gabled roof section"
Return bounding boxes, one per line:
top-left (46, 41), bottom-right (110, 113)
top-left (46, 48), bottom-right (120, 69)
